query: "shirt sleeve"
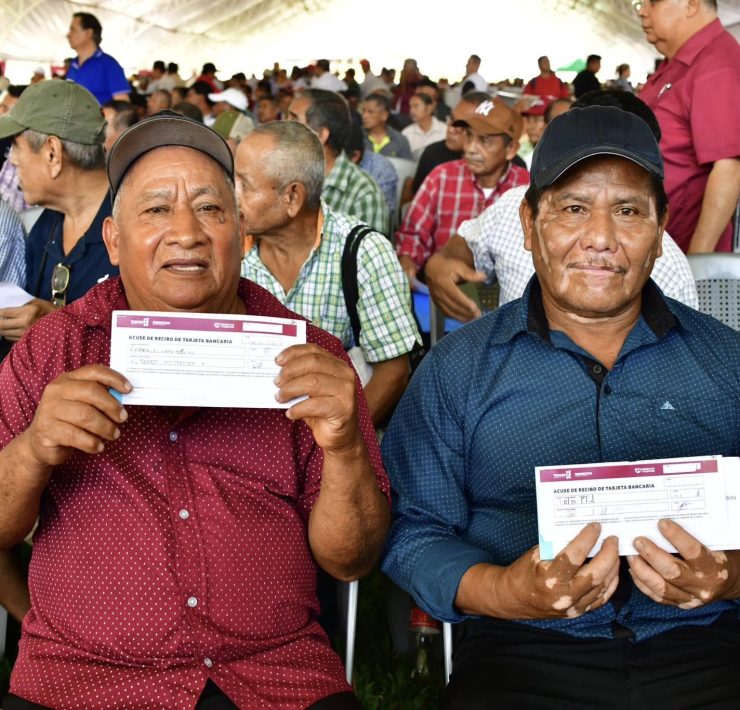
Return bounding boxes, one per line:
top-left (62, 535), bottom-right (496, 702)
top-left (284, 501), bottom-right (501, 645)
top-left (380, 348), bottom-right (494, 622)
top-left (458, 206), bottom-right (498, 284)
top-left (395, 172), bottom-right (439, 268)
top-left (690, 66), bottom-right (740, 165)
top-left (651, 232), bottom-right (699, 309)
top-left (356, 180), bottom-right (390, 236)
top-left (105, 55), bottom-right (131, 97)
top-left (397, 133), bottom-right (413, 161)
top-left (0, 204), bottom-right (26, 287)
top-left (356, 231), bottom-right (420, 363)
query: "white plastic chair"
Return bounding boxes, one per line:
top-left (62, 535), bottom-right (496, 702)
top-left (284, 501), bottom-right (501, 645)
top-left (385, 157), bottom-right (418, 232)
top-left (339, 579), bottom-right (359, 684)
top-left (687, 254), bottom-right (740, 330)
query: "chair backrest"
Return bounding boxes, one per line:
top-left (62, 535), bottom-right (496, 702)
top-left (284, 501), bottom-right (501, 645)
top-left (385, 156), bottom-right (418, 232)
top-left (687, 254), bottom-right (740, 330)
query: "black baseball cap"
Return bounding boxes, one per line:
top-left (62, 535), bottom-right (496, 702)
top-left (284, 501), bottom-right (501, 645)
top-left (107, 110), bottom-right (234, 199)
top-left (530, 105), bottom-right (664, 191)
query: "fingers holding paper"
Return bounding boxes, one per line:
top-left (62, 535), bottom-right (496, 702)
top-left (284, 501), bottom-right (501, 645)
top-left (274, 343), bottom-right (361, 454)
top-left (628, 519), bottom-right (740, 609)
top-left (21, 365), bottom-right (132, 468)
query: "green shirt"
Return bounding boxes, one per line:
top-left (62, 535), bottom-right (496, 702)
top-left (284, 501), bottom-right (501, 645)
top-left (323, 153), bottom-right (390, 236)
top-left (241, 202), bottom-right (419, 363)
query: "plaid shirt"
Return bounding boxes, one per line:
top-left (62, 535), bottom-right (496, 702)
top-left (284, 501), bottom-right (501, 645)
top-left (396, 159), bottom-right (529, 269)
top-left (323, 153), bottom-right (390, 236)
top-left (0, 198), bottom-right (26, 286)
top-left (241, 202), bottom-right (419, 363)
top-left (460, 185), bottom-right (699, 309)
top-left (0, 158), bottom-right (27, 213)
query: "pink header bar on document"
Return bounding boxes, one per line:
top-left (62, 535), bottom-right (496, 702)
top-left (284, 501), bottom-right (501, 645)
top-left (115, 314), bottom-right (297, 337)
top-left (538, 459), bottom-right (718, 483)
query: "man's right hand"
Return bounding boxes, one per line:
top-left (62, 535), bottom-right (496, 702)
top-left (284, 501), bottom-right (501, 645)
top-left (457, 522), bottom-right (620, 620)
top-left (0, 299), bottom-right (57, 342)
top-left (20, 365), bottom-right (132, 470)
top-left (425, 252), bottom-right (487, 322)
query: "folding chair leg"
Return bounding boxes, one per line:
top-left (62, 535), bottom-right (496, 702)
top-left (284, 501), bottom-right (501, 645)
top-left (443, 621), bottom-right (453, 685)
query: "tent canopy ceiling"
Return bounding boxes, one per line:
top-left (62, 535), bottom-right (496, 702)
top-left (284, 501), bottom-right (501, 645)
top-left (1, 0), bottom-right (739, 83)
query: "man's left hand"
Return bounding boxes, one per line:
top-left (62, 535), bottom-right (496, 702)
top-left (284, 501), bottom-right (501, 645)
top-left (0, 299), bottom-right (57, 341)
top-left (628, 518), bottom-right (740, 608)
top-left (274, 344), bottom-right (361, 454)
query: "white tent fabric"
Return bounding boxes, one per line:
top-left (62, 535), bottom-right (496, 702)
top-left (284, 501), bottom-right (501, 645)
top-left (1, 0), bottom-right (739, 84)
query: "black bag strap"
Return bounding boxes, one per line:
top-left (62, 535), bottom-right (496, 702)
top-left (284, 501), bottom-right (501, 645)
top-left (341, 223), bottom-right (375, 347)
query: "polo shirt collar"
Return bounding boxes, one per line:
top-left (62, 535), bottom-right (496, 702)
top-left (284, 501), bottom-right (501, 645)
top-left (671, 18), bottom-right (724, 67)
top-left (72, 47), bottom-right (103, 69)
top-left (494, 275), bottom-right (680, 346)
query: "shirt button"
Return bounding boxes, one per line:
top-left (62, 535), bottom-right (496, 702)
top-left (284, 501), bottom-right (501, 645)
top-left (603, 385), bottom-right (612, 395)
top-left (169, 431), bottom-right (178, 442)
top-left (187, 596), bottom-right (198, 608)
top-left (179, 509), bottom-right (190, 520)
top-left (592, 364), bottom-right (603, 374)
top-left (203, 657), bottom-right (213, 668)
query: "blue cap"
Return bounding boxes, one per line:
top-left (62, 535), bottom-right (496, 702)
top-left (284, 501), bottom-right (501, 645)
top-left (530, 106), bottom-right (664, 190)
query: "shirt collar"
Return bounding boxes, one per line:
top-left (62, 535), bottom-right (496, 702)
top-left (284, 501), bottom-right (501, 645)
top-left (495, 275), bottom-right (680, 346)
top-left (324, 152), bottom-right (351, 193)
top-left (670, 18), bottom-right (724, 67)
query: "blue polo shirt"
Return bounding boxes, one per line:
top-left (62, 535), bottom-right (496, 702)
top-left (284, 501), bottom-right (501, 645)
top-left (66, 48), bottom-right (130, 105)
top-left (26, 197), bottom-right (119, 304)
top-left (381, 277), bottom-right (740, 641)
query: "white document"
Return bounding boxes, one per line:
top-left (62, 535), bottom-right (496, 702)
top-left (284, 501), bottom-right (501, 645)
top-left (110, 310), bottom-right (306, 408)
top-left (0, 282), bottom-right (33, 308)
top-left (535, 456), bottom-right (740, 559)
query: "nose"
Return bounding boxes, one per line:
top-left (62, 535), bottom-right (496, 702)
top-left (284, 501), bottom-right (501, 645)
top-left (165, 203), bottom-right (208, 248)
top-left (579, 208), bottom-right (618, 253)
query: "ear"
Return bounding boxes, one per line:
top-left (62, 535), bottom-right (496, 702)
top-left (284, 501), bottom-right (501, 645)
top-left (316, 126), bottom-right (330, 147)
top-left (46, 136), bottom-right (64, 179)
top-left (520, 197), bottom-right (535, 253)
top-left (283, 181), bottom-right (307, 218)
top-left (505, 139), bottom-right (520, 161)
top-left (102, 215), bottom-right (121, 265)
top-left (655, 206), bottom-right (669, 259)
top-left (686, 0), bottom-right (701, 17)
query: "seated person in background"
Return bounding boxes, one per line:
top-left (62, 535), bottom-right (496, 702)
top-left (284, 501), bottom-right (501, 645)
top-left (237, 121), bottom-right (419, 425)
top-left (517, 99), bottom-right (547, 169)
top-left (256, 94), bottom-right (281, 124)
top-left (362, 92), bottom-right (413, 160)
top-left (382, 105), bottom-right (740, 710)
top-left (0, 80), bottom-right (119, 343)
top-left (289, 89), bottom-right (389, 235)
top-left (523, 55), bottom-right (571, 104)
top-left (409, 91), bottom-right (492, 197)
top-left (0, 111), bottom-right (389, 710)
top-left (146, 88), bottom-right (171, 115)
top-left (402, 92), bottom-right (447, 161)
top-left (0, 85), bottom-right (30, 212)
top-left (346, 111), bottom-right (397, 217)
top-left (417, 78), bottom-right (452, 123)
top-left (185, 80), bottom-right (215, 126)
top-left (172, 100), bottom-right (203, 123)
top-left (396, 97), bottom-right (528, 284)
top-left (102, 99), bottom-right (139, 152)
top-left (0, 198), bottom-right (25, 290)
top-left (425, 90), bottom-right (697, 320)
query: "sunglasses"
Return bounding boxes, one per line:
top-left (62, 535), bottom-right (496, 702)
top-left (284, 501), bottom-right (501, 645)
top-left (51, 263), bottom-right (70, 308)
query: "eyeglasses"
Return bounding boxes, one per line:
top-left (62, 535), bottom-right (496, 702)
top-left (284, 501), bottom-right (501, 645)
top-left (632, 0), bottom-right (665, 12)
top-left (50, 263), bottom-right (70, 308)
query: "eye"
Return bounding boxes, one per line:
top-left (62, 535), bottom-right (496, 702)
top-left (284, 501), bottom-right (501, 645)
top-left (144, 205), bottom-right (169, 215)
top-left (617, 206), bottom-right (638, 216)
top-left (565, 205), bottom-right (586, 214)
top-left (197, 203), bottom-right (222, 213)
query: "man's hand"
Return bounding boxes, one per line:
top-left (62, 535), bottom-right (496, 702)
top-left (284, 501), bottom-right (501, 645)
top-left (628, 519), bottom-right (740, 609)
top-left (457, 523), bottom-right (620, 619)
top-left (0, 299), bottom-right (57, 341)
top-left (425, 251), bottom-right (487, 321)
top-left (21, 365), bottom-right (132, 470)
top-left (398, 255), bottom-right (419, 285)
top-left (275, 344), bottom-right (361, 454)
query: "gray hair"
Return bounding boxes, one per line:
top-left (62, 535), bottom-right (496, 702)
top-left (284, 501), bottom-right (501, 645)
top-left (24, 128), bottom-right (106, 171)
top-left (250, 121), bottom-right (325, 211)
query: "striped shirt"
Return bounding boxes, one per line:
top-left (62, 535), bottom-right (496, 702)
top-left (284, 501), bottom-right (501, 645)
top-left (0, 198), bottom-right (26, 286)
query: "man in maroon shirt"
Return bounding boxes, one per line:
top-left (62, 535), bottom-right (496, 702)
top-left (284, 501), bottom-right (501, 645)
top-left (0, 112), bottom-right (389, 710)
top-left (637, 0), bottom-right (740, 253)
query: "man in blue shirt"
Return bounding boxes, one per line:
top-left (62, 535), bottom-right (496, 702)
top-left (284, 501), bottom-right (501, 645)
top-left (65, 12), bottom-right (130, 105)
top-left (382, 106), bottom-right (740, 709)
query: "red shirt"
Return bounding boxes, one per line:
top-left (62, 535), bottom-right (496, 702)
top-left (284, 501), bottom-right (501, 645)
top-left (640, 19), bottom-right (740, 252)
top-left (1, 277), bottom-right (389, 710)
top-left (396, 160), bottom-right (530, 268)
top-left (523, 74), bottom-right (570, 102)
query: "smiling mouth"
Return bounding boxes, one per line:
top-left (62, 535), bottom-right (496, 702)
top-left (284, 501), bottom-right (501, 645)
top-left (162, 259), bottom-right (208, 273)
top-left (570, 263), bottom-right (625, 275)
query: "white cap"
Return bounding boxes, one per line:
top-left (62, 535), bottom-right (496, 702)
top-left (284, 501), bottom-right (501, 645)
top-left (207, 87), bottom-right (247, 112)
top-left (33, 66), bottom-right (45, 76)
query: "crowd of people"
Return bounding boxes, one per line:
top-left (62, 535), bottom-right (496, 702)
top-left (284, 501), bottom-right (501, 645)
top-left (0, 0), bottom-right (738, 708)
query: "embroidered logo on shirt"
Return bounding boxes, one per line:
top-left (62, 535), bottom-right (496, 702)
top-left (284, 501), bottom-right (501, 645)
top-left (475, 100), bottom-right (495, 116)
top-left (660, 401), bottom-right (676, 410)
